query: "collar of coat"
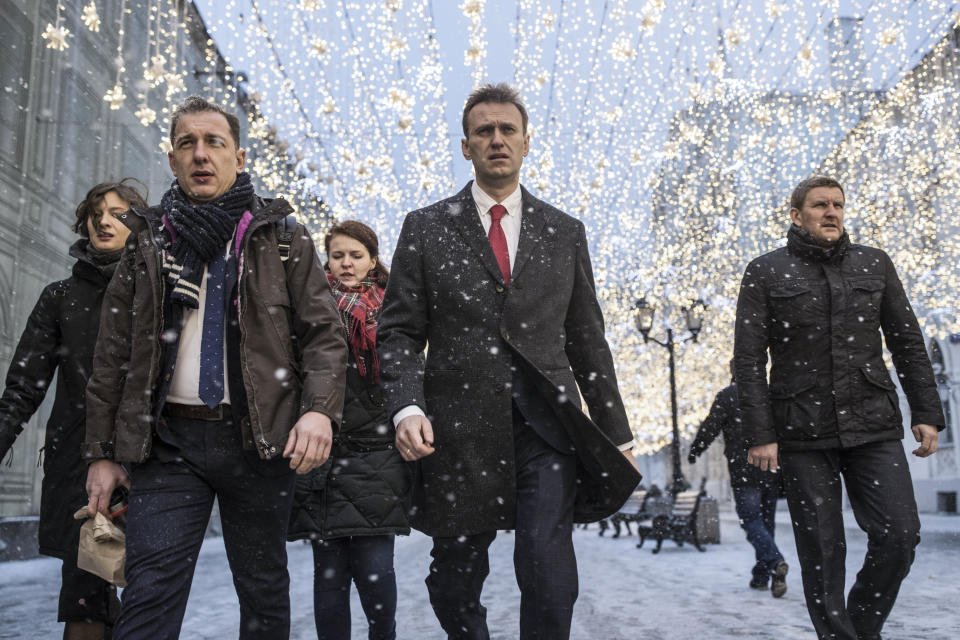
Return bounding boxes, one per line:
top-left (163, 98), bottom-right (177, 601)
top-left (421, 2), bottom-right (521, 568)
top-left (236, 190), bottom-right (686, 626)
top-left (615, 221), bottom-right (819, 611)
top-left (446, 180), bottom-right (550, 287)
top-left (786, 224), bottom-right (850, 265)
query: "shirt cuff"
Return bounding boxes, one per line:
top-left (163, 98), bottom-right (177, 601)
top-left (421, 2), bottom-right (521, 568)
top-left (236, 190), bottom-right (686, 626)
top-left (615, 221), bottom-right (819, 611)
top-left (617, 441), bottom-right (634, 451)
top-left (393, 405), bottom-right (426, 427)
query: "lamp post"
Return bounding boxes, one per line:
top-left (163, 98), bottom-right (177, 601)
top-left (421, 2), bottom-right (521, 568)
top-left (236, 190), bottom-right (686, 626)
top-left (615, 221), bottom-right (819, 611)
top-left (634, 297), bottom-right (707, 495)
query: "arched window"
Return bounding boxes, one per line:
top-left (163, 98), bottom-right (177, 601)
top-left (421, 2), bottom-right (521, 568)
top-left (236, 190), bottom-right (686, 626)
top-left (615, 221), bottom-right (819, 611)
top-left (930, 340), bottom-right (953, 445)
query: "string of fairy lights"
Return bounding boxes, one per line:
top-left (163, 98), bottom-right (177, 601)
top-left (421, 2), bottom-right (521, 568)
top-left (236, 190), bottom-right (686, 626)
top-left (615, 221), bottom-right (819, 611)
top-left (38, 0), bottom-right (960, 454)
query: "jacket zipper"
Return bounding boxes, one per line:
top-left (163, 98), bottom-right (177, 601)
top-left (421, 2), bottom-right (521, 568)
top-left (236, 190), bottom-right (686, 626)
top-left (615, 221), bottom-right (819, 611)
top-left (140, 219), bottom-right (165, 460)
top-left (237, 214), bottom-right (274, 458)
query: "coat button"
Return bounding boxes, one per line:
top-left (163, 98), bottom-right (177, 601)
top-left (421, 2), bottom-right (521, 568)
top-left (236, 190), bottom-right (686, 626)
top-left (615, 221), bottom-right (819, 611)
top-left (496, 285), bottom-right (504, 293)
top-left (494, 382), bottom-right (505, 392)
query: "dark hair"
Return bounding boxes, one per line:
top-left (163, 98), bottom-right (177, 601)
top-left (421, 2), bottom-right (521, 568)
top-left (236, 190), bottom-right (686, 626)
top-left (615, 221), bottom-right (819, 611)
top-left (169, 95), bottom-right (242, 149)
top-left (462, 83), bottom-right (529, 136)
top-left (323, 220), bottom-right (389, 288)
top-left (790, 176), bottom-right (844, 211)
top-left (73, 178), bottom-right (148, 237)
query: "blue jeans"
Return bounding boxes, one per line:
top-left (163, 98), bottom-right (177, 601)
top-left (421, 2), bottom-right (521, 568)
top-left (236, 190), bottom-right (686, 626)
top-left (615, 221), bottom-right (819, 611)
top-left (733, 481), bottom-right (783, 581)
top-left (312, 535), bottom-right (397, 640)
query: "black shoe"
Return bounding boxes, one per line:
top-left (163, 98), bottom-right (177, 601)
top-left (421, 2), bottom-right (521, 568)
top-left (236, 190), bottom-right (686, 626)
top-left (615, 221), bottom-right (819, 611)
top-left (749, 576), bottom-right (769, 590)
top-left (771, 561), bottom-right (788, 598)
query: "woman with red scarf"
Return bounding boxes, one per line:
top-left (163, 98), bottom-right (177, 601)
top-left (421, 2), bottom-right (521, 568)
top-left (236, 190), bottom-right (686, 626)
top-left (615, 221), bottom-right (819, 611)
top-left (288, 220), bottom-right (410, 640)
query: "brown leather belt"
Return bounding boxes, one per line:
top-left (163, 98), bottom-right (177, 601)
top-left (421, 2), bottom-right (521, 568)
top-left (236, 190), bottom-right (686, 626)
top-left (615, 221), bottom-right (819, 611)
top-left (163, 403), bottom-right (232, 421)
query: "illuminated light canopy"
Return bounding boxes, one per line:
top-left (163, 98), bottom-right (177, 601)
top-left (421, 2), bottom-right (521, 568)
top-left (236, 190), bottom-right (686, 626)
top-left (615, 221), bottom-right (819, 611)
top-left (43, 0), bottom-right (960, 454)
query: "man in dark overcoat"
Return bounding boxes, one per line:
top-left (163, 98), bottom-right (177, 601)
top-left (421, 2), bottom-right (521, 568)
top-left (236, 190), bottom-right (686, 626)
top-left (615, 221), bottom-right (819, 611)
top-left (734, 175), bottom-right (944, 640)
top-left (377, 83), bottom-right (641, 640)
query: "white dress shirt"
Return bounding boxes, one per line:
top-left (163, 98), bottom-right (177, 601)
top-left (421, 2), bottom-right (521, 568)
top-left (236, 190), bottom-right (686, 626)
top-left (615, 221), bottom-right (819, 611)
top-left (166, 242), bottom-right (232, 406)
top-left (471, 181), bottom-right (522, 271)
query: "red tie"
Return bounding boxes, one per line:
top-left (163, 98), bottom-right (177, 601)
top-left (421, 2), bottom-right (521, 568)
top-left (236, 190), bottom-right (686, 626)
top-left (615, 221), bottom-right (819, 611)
top-left (488, 204), bottom-right (510, 285)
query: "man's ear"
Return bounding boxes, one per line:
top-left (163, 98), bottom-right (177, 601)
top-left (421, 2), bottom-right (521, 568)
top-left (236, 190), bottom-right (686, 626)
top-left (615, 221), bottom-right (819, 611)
top-left (236, 148), bottom-right (246, 172)
top-left (789, 208), bottom-right (801, 225)
top-left (461, 137), bottom-right (470, 160)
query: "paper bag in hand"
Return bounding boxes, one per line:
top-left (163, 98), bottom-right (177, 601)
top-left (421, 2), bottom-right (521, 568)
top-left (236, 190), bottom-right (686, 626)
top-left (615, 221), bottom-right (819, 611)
top-left (73, 504), bottom-right (126, 587)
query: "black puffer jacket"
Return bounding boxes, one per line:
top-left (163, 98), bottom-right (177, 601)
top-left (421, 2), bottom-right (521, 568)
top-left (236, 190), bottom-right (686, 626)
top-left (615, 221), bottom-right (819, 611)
top-left (289, 364), bottom-right (411, 540)
top-left (689, 384), bottom-right (776, 488)
top-left (0, 241), bottom-right (115, 558)
top-left (734, 225), bottom-right (944, 451)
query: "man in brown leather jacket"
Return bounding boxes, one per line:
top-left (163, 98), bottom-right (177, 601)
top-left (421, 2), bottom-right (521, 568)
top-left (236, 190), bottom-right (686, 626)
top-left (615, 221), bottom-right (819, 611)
top-left (83, 95), bottom-right (347, 639)
top-left (734, 175), bottom-right (944, 640)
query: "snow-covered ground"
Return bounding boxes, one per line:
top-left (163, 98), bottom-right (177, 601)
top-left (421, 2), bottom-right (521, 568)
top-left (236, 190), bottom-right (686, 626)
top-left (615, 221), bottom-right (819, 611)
top-left (1, 509), bottom-right (957, 639)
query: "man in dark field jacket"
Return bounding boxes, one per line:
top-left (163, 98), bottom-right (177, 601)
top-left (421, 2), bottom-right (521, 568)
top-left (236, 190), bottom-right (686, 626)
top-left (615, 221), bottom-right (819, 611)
top-left (734, 175), bottom-right (944, 640)
top-left (83, 95), bottom-right (347, 639)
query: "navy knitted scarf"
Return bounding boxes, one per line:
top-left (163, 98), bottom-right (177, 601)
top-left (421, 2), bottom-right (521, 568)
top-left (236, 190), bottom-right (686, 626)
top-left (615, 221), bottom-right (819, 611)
top-left (160, 172), bottom-right (254, 308)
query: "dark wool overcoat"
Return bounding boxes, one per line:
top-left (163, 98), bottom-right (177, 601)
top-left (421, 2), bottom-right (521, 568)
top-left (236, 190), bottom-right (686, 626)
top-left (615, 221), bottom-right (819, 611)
top-left (377, 182), bottom-right (640, 537)
top-left (0, 242), bottom-right (113, 558)
top-left (734, 226), bottom-right (944, 451)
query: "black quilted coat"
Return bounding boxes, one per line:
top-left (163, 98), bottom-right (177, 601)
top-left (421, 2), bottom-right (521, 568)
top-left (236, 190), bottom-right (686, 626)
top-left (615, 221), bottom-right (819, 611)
top-left (288, 363), bottom-right (411, 540)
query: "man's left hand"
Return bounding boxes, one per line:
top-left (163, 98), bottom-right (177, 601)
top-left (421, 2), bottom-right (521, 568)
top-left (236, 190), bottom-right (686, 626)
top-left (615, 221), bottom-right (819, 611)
top-left (911, 424), bottom-right (938, 457)
top-left (283, 411), bottom-right (333, 474)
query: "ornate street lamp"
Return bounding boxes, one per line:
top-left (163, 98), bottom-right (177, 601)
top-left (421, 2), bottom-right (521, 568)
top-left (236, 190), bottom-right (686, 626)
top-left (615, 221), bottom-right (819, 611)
top-left (633, 297), bottom-right (708, 494)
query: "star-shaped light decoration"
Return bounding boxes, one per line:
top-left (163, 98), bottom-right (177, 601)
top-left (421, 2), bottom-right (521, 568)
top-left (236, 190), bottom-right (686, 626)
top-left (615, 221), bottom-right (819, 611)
top-left (144, 55), bottom-right (166, 85)
top-left (766, 1), bottom-right (786, 17)
top-left (82, 2), bottom-right (101, 32)
top-left (309, 38), bottom-right (329, 58)
top-left (300, 0), bottom-right (320, 10)
top-left (41, 23), bottom-right (70, 50)
top-left (164, 72), bottom-right (186, 98)
top-left (135, 103), bottom-right (157, 126)
top-left (880, 27), bottom-right (901, 47)
top-left (104, 84), bottom-right (125, 110)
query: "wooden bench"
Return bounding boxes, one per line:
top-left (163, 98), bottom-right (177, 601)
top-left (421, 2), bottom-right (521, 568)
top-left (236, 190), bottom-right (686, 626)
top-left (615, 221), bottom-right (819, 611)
top-left (636, 478), bottom-right (708, 553)
top-left (600, 487), bottom-right (652, 537)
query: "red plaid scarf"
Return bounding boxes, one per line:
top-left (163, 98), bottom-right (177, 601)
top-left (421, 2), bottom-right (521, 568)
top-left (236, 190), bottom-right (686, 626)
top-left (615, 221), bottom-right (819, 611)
top-left (327, 271), bottom-right (383, 382)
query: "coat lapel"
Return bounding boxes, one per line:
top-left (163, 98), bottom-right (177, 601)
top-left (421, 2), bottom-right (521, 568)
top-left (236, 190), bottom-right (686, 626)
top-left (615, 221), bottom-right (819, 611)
top-left (450, 182), bottom-right (510, 286)
top-left (512, 186), bottom-right (546, 282)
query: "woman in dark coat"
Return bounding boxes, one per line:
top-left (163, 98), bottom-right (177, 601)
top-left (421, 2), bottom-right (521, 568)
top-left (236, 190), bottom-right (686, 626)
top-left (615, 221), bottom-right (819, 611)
top-left (0, 179), bottom-right (147, 640)
top-left (289, 220), bottom-right (410, 640)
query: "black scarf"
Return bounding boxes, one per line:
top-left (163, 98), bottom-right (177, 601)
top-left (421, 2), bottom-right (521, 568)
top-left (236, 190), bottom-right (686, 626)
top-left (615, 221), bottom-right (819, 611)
top-left (71, 239), bottom-right (123, 279)
top-left (787, 224), bottom-right (850, 265)
top-left (159, 172), bottom-right (254, 308)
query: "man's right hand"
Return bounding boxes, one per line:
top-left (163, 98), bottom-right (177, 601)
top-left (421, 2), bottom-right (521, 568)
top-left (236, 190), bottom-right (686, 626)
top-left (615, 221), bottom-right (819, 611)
top-left (396, 414), bottom-right (435, 461)
top-left (86, 459), bottom-right (130, 515)
top-left (747, 442), bottom-right (779, 472)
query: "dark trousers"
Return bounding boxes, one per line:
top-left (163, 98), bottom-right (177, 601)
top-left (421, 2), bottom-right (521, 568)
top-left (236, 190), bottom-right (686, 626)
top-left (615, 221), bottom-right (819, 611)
top-left (425, 404), bottom-right (579, 640)
top-left (113, 416), bottom-right (295, 640)
top-left (780, 440), bottom-right (920, 640)
top-left (732, 481), bottom-right (783, 582)
top-left (311, 535), bottom-right (398, 640)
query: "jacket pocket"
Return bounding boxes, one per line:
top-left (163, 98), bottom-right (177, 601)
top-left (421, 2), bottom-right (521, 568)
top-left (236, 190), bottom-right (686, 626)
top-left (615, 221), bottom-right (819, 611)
top-left (855, 365), bottom-right (899, 421)
top-left (769, 283), bottom-right (826, 327)
top-left (769, 373), bottom-right (819, 437)
top-left (850, 278), bottom-right (885, 318)
top-left (260, 287), bottom-right (296, 362)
